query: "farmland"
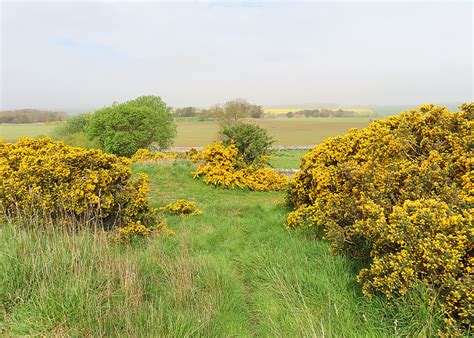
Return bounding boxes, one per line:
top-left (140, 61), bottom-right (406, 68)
top-left (0, 123), bottom-right (58, 142)
top-left (0, 117), bottom-right (374, 146)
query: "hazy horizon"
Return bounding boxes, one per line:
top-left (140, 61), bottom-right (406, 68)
top-left (1, 1), bottom-right (472, 112)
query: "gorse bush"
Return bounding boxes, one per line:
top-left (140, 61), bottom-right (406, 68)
top-left (194, 142), bottom-right (288, 191)
top-left (0, 137), bottom-right (167, 239)
top-left (160, 199), bottom-right (203, 216)
top-left (130, 148), bottom-right (199, 163)
top-left (286, 104), bottom-right (473, 332)
top-left (220, 123), bottom-right (274, 166)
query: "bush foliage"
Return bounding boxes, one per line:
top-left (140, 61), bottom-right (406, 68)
top-left (0, 137), bottom-right (167, 239)
top-left (194, 142), bottom-right (288, 191)
top-left (286, 104), bottom-right (473, 331)
top-left (160, 199), bottom-right (203, 216)
top-left (130, 148), bottom-right (199, 163)
top-left (88, 95), bottom-right (176, 157)
top-left (220, 123), bottom-right (274, 166)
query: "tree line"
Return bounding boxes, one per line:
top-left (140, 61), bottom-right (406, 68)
top-left (174, 99), bottom-right (263, 119)
top-left (0, 109), bottom-right (68, 123)
top-left (286, 108), bottom-right (375, 118)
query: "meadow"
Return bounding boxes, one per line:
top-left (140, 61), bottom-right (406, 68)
top-left (0, 123), bottom-right (58, 142)
top-left (0, 118), bottom-right (373, 146)
top-left (1, 161), bottom-right (441, 336)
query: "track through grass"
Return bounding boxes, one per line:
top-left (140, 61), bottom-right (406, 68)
top-left (1, 161), bottom-right (441, 336)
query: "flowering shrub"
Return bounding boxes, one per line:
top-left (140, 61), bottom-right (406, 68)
top-left (193, 143), bottom-right (288, 191)
top-left (286, 104), bottom-right (473, 331)
top-left (130, 148), bottom-right (199, 163)
top-left (160, 199), bottom-right (203, 216)
top-left (115, 218), bottom-right (173, 242)
top-left (0, 137), bottom-right (169, 239)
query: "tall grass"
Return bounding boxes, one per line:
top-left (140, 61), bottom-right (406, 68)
top-left (1, 161), bottom-right (444, 336)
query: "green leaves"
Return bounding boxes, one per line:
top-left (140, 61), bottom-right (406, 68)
top-left (87, 96), bottom-right (177, 157)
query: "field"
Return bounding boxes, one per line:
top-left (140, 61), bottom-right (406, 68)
top-left (1, 161), bottom-right (440, 336)
top-left (0, 118), bottom-right (373, 146)
top-left (0, 123), bottom-right (58, 142)
top-left (173, 118), bottom-right (373, 146)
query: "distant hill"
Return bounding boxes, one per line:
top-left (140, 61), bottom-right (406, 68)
top-left (0, 109), bottom-right (68, 124)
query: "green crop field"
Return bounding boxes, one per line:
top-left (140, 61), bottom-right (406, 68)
top-left (175, 118), bottom-right (373, 146)
top-left (0, 118), bottom-right (374, 146)
top-left (0, 123), bottom-right (58, 142)
top-left (1, 161), bottom-right (440, 336)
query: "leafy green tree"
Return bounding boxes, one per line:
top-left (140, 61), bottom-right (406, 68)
top-left (88, 96), bottom-right (176, 157)
top-left (220, 122), bottom-right (274, 166)
top-left (52, 112), bottom-right (97, 148)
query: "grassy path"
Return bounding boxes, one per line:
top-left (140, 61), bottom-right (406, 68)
top-left (1, 161), bottom-right (430, 336)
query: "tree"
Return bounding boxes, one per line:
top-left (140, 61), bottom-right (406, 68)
top-left (200, 104), bottom-right (224, 118)
top-left (220, 122), bottom-right (274, 166)
top-left (287, 111), bottom-right (294, 118)
top-left (222, 99), bottom-right (251, 124)
top-left (88, 95), bottom-right (176, 157)
top-left (249, 104), bottom-right (264, 118)
top-left (174, 106), bottom-right (197, 117)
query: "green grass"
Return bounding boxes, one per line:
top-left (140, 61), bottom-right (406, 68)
top-left (0, 123), bottom-right (59, 142)
top-left (1, 117), bottom-right (373, 146)
top-left (268, 149), bottom-right (308, 169)
top-left (1, 161), bottom-right (443, 336)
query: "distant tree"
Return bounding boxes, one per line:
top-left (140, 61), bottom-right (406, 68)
top-left (220, 99), bottom-right (263, 123)
top-left (175, 106), bottom-right (197, 117)
top-left (222, 99), bottom-right (251, 124)
top-left (0, 109), bottom-right (67, 124)
top-left (220, 122), bottom-right (274, 166)
top-left (200, 104), bottom-right (224, 118)
top-left (88, 95), bottom-right (176, 156)
top-left (287, 111), bottom-right (294, 118)
top-left (248, 104), bottom-right (264, 118)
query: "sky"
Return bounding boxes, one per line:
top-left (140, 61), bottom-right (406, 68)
top-left (1, 1), bottom-right (472, 112)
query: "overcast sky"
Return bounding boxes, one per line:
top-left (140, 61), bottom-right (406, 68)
top-left (1, 1), bottom-right (472, 111)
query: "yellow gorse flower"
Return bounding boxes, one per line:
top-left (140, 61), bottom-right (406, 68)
top-left (193, 142), bottom-right (288, 191)
top-left (0, 137), bottom-right (170, 241)
top-left (286, 103), bottom-right (473, 331)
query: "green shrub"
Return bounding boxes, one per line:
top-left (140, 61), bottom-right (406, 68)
top-left (220, 123), bottom-right (274, 166)
top-left (286, 103), bottom-right (473, 333)
top-left (52, 113), bottom-right (97, 148)
top-left (88, 96), bottom-right (176, 157)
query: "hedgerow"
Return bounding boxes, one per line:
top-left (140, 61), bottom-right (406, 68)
top-left (0, 137), bottom-right (169, 241)
top-left (193, 142), bottom-right (288, 191)
top-left (286, 104), bottom-right (473, 332)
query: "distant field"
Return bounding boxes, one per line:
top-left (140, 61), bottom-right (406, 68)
top-left (0, 123), bottom-right (58, 142)
top-left (176, 118), bottom-right (373, 146)
top-left (1, 117), bottom-right (374, 146)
